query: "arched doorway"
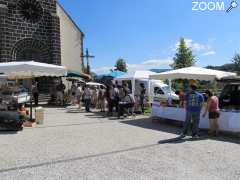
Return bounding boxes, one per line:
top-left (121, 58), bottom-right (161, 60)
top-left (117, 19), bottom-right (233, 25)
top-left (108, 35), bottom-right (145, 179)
top-left (11, 38), bottom-right (50, 63)
top-left (11, 38), bottom-right (54, 93)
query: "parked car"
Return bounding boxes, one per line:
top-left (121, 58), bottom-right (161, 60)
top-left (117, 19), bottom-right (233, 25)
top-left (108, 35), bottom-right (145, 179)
top-left (219, 83), bottom-right (240, 109)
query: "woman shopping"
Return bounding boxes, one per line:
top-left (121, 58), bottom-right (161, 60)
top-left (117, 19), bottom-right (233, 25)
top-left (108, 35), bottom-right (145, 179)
top-left (203, 90), bottom-right (220, 136)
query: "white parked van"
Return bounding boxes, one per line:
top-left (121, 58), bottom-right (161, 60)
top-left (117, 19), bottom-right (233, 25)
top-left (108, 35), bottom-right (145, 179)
top-left (135, 79), bottom-right (179, 104)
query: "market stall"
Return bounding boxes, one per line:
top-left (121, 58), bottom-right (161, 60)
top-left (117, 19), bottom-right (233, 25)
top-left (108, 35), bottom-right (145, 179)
top-left (0, 61), bottom-right (67, 121)
top-left (150, 67), bottom-right (240, 133)
top-left (114, 70), bottom-right (157, 97)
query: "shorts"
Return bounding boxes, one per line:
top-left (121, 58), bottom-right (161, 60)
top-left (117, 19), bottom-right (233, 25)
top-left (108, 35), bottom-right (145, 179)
top-left (209, 111), bottom-right (220, 119)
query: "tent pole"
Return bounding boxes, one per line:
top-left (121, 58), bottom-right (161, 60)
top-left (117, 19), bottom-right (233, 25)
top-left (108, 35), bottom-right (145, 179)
top-left (30, 79), bottom-right (33, 121)
top-left (132, 78), bottom-right (135, 97)
top-left (169, 79), bottom-right (172, 95)
top-left (148, 79), bottom-right (151, 103)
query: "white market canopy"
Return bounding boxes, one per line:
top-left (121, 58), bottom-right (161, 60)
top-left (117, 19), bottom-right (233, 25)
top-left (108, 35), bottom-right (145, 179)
top-left (115, 70), bottom-right (157, 81)
top-left (0, 61), bottom-right (67, 79)
top-left (150, 67), bottom-right (237, 81)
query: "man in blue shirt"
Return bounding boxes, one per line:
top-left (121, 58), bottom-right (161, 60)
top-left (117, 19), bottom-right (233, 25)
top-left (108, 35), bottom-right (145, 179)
top-left (181, 84), bottom-right (204, 138)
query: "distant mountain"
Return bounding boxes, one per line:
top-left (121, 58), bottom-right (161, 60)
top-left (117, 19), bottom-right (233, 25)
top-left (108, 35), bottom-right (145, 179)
top-left (206, 63), bottom-right (236, 72)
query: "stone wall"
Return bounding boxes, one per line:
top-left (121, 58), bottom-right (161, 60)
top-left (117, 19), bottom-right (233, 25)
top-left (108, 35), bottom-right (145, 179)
top-left (0, 0), bottom-right (61, 65)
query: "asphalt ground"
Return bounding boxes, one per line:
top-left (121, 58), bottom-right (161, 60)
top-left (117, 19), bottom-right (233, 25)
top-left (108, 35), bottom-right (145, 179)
top-left (0, 107), bottom-right (239, 180)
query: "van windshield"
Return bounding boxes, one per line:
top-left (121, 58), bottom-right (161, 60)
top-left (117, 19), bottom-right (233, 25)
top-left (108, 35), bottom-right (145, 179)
top-left (162, 85), bottom-right (175, 94)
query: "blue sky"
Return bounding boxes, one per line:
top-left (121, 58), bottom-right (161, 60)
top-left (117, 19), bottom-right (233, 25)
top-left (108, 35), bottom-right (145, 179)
top-left (58, 0), bottom-right (240, 74)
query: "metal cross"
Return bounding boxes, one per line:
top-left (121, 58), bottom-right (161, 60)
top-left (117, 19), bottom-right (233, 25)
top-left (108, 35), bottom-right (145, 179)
top-left (81, 49), bottom-right (95, 74)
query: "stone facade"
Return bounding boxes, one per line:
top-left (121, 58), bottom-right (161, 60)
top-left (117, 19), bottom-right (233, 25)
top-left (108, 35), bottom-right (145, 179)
top-left (0, 0), bottom-right (61, 65)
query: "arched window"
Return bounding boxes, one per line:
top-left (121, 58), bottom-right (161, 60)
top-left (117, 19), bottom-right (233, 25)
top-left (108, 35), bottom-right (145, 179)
top-left (17, 0), bottom-right (43, 23)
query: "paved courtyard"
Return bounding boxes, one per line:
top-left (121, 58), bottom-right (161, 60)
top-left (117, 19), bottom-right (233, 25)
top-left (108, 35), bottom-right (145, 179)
top-left (0, 107), bottom-right (239, 180)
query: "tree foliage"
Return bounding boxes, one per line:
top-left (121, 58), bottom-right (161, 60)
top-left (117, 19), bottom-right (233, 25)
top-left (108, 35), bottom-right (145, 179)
top-left (171, 38), bottom-right (196, 69)
top-left (232, 53), bottom-right (240, 75)
top-left (115, 58), bottom-right (127, 72)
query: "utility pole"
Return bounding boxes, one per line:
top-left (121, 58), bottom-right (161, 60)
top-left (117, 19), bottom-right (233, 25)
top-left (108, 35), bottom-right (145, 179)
top-left (81, 49), bottom-right (95, 74)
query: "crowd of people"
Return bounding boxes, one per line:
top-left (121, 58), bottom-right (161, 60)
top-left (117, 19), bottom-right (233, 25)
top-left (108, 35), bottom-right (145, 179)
top-left (66, 82), bottom-right (147, 119)
top-left (30, 80), bottom-right (221, 137)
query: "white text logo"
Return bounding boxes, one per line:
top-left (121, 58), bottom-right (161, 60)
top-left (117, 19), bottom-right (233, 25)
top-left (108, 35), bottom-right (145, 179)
top-left (192, 1), bottom-right (225, 11)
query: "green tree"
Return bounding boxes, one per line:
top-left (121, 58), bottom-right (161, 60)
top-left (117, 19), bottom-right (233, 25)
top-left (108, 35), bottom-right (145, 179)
top-left (232, 53), bottom-right (240, 75)
top-left (171, 38), bottom-right (196, 69)
top-left (115, 58), bottom-right (127, 72)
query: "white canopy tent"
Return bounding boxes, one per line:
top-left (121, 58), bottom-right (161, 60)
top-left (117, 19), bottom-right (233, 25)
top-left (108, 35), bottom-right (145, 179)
top-left (86, 82), bottom-right (106, 88)
top-left (0, 61), bottom-right (67, 120)
top-left (150, 67), bottom-right (236, 81)
top-left (150, 67), bottom-right (240, 133)
top-left (0, 61), bottom-right (67, 79)
top-left (115, 70), bottom-right (157, 96)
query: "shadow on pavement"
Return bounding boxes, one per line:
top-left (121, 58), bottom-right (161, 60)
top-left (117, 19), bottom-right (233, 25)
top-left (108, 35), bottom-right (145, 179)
top-left (0, 130), bottom-right (18, 135)
top-left (158, 136), bottom-right (209, 144)
top-left (121, 118), bottom-right (180, 135)
top-left (120, 118), bottom-right (240, 145)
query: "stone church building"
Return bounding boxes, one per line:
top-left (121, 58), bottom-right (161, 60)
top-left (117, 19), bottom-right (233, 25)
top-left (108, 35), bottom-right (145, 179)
top-left (0, 0), bottom-right (85, 78)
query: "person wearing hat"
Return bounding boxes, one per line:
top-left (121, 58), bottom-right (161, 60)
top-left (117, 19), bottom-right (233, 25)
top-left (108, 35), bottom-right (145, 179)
top-left (180, 83), bottom-right (204, 138)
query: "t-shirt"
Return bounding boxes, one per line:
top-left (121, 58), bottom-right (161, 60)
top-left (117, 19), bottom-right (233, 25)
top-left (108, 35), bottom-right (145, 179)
top-left (185, 91), bottom-right (204, 112)
top-left (209, 96), bottom-right (219, 112)
top-left (84, 88), bottom-right (92, 100)
top-left (114, 88), bottom-right (119, 100)
top-left (99, 89), bottom-right (106, 99)
top-left (75, 87), bottom-right (83, 97)
top-left (118, 87), bottom-right (125, 100)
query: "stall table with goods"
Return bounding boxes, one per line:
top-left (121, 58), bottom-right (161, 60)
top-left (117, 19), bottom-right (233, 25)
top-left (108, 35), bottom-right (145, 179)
top-left (0, 61), bottom-right (67, 129)
top-left (150, 67), bottom-right (240, 133)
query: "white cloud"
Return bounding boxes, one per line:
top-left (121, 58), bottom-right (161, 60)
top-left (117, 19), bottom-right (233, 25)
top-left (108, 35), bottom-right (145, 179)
top-left (93, 59), bottom-right (173, 75)
top-left (92, 66), bottom-right (114, 74)
top-left (174, 38), bottom-right (216, 56)
top-left (201, 50), bottom-right (216, 56)
top-left (184, 39), bottom-right (206, 51)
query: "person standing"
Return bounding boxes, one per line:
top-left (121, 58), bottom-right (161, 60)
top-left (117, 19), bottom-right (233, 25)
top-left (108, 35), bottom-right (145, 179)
top-left (32, 82), bottom-right (39, 106)
top-left (98, 86), bottom-right (106, 112)
top-left (108, 85), bottom-right (115, 115)
top-left (91, 87), bottom-right (98, 108)
top-left (139, 83), bottom-right (146, 114)
top-left (118, 91), bottom-right (135, 118)
top-left (75, 84), bottom-right (83, 109)
top-left (56, 81), bottom-right (66, 106)
top-left (203, 90), bottom-right (220, 136)
top-left (181, 84), bottom-right (204, 138)
top-left (83, 85), bottom-right (92, 112)
top-left (118, 85), bottom-right (126, 102)
top-left (106, 85), bottom-right (112, 116)
top-left (113, 84), bottom-right (120, 113)
top-left (70, 82), bottom-right (77, 105)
